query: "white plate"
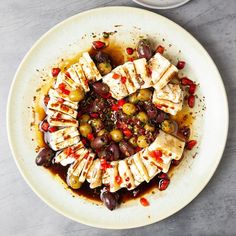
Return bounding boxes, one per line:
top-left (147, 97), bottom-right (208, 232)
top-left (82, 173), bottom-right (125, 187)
top-left (7, 7), bottom-right (228, 229)
top-left (133, 0), bottom-right (191, 9)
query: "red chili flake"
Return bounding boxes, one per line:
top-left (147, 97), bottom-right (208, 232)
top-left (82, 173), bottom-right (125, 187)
top-left (112, 73), bottom-right (120, 79)
top-left (176, 60), bottom-right (186, 70)
top-left (159, 179), bottom-right (170, 191)
top-left (48, 126), bottom-right (57, 133)
top-left (117, 99), bottom-right (126, 107)
top-left (100, 158), bottom-right (112, 170)
top-left (65, 71), bottom-right (71, 78)
top-left (126, 47), bottom-right (134, 55)
top-left (90, 113), bottom-right (99, 118)
top-left (43, 95), bottom-right (50, 106)
top-left (51, 67), bottom-right (61, 77)
top-left (140, 197), bottom-right (150, 207)
top-left (65, 147), bottom-right (73, 156)
top-left (156, 45), bottom-right (165, 54)
top-left (188, 95), bottom-right (195, 108)
top-left (115, 175), bottom-right (122, 185)
top-left (150, 150), bottom-right (163, 162)
top-left (121, 76), bottom-right (127, 84)
top-left (41, 120), bottom-right (49, 132)
top-left (189, 84), bottom-right (197, 94)
top-left (81, 138), bottom-right (87, 145)
top-left (87, 133), bottom-right (94, 141)
top-left (101, 92), bottom-right (111, 99)
top-left (181, 77), bottom-right (193, 86)
top-left (92, 40), bottom-right (106, 50)
top-left (123, 128), bottom-right (132, 138)
top-left (186, 140), bottom-right (197, 150)
top-left (111, 104), bottom-right (119, 111)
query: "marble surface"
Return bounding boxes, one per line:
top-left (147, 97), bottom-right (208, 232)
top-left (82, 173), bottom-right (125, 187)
top-left (0, 0), bottom-right (236, 235)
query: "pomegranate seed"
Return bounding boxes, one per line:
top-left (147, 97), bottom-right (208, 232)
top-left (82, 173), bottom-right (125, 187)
top-left (123, 129), bottom-right (132, 138)
top-left (117, 99), bottom-right (126, 107)
top-left (92, 40), bottom-right (106, 50)
top-left (115, 175), bottom-right (122, 185)
top-left (43, 95), bottom-right (50, 106)
top-left (111, 104), bottom-right (119, 111)
top-left (140, 197), bottom-right (150, 207)
top-left (58, 83), bottom-right (66, 90)
top-left (112, 73), bottom-right (120, 79)
top-left (158, 172), bottom-right (169, 180)
top-left (150, 150), bottom-right (163, 162)
top-left (189, 84), bottom-right (197, 94)
top-left (181, 77), bottom-right (193, 86)
top-left (40, 120), bottom-right (49, 132)
top-left (156, 45), bottom-right (165, 54)
top-left (62, 88), bottom-right (70, 95)
top-left (188, 95), bottom-right (195, 108)
top-left (186, 140), bottom-right (197, 150)
top-left (91, 113), bottom-right (99, 118)
top-left (51, 68), bottom-right (60, 77)
top-left (128, 57), bottom-right (134, 62)
top-left (177, 60), bottom-right (185, 70)
top-left (121, 76), bottom-right (127, 84)
top-left (48, 127), bottom-right (57, 133)
top-left (126, 47), bottom-right (134, 55)
top-left (65, 147), bottom-right (73, 156)
top-left (87, 133), bottom-right (94, 141)
top-left (159, 179), bottom-right (170, 191)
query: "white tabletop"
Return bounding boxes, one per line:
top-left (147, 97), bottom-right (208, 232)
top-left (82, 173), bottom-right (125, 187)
top-left (0, 0), bottom-right (236, 235)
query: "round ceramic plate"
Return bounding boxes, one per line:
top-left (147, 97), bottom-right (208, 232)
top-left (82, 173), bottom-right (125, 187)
top-left (7, 7), bottom-right (228, 229)
top-left (133, 0), bottom-right (191, 9)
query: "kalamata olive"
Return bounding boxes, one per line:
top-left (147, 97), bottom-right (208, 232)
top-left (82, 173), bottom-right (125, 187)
top-left (35, 147), bottom-right (55, 167)
top-left (100, 190), bottom-right (119, 211)
top-left (95, 51), bottom-right (111, 64)
top-left (177, 126), bottom-right (190, 141)
top-left (119, 141), bottom-right (135, 157)
top-left (106, 143), bottom-right (120, 161)
top-left (98, 62), bottom-right (112, 75)
top-left (91, 135), bottom-right (109, 149)
top-left (92, 82), bottom-right (110, 96)
top-left (137, 39), bottom-right (153, 60)
top-left (155, 110), bottom-right (165, 123)
top-left (146, 105), bottom-right (158, 119)
top-left (89, 98), bottom-right (106, 113)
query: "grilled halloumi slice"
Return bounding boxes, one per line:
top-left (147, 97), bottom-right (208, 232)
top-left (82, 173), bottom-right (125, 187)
top-left (133, 58), bottom-right (153, 89)
top-left (156, 83), bottom-right (182, 104)
top-left (48, 89), bottom-right (76, 104)
top-left (47, 97), bottom-right (77, 118)
top-left (72, 63), bottom-right (90, 92)
top-left (127, 156), bottom-right (144, 187)
top-left (48, 93), bottom-right (78, 110)
top-left (153, 65), bottom-right (178, 92)
top-left (149, 130), bottom-right (185, 161)
top-left (122, 62), bottom-right (141, 94)
top-left (66, 67), bottom-right (83, 88)
top-left (152, 89), bottom-right (183, 115)
top-left (86, 159), bottom-right (103, 189)
top-left (132, 152), bottom-right (150, 182)
top-left (48, 127), bottom-right (79, 143)
top-left (148, 52), bottom-right (171, 84)
top-left (79, 152), bottom-right (95, 183)
top-left (109, 161), bottom-right (121, 192)
top-left (50, 135), bottom-right (80, 151)
top-left (47, 111), bottom-right (78, 127)
top-left (54, 141), bottom-right (84, 165)
top-left (82, 52), bottom-right (102, 81)
top-left (103, 66), bottom-right (129, 100)
top-left (118, 159), bottom-right (136, 190)
top-left (54, 72), bottom-right (77, 90)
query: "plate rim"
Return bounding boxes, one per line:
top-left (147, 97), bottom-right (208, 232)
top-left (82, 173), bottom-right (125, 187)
top-left (7, 6), bottom-right (229, 229)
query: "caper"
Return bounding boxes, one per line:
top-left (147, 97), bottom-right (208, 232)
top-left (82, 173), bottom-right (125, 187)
top-left (161, 120), bottom-right (175, 133)
top-left (144, 123), bottom-right (155, 132)
top-left (128, 93), bottom-right (139, 104)
top-left (69, 87), bottom-right (85, 102)
top-left (67, 174), bottom-right (82, 189)
top-left (137, 89), bottom-right (152, 101)
top-left (98, 62), bottom-right (112, 75)
top-left (110, 129), bottom-right (123, 142)
top-left (136, 111), bottom-right (148, 123)
top-left (129, 137), bottom-right (137, 147)
top-left (79, 123), bottom-right (92, 137)
top-left (80, 114), bottom-right (90, 124)
top-left (122, 103), bottom-right (137, 116)
top-left (137, 135), bottom-right (149, 148)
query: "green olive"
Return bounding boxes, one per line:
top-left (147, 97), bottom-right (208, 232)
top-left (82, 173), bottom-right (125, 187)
top-left (137, 89), bottom-right (152, 101)
top-left (161, 120), bottom-right (175, 133)
top-left (79, 123), bottom-right (92, 137)
top-left (137, 111), bottom-right (148, 123)
top-left (69, 87), bottom-right (85, 102)
top-left (80, 114), bottom-right (90, 124)
top-left (128, 93), bottom-right (139, 104)
top-left (90, 118), bottom-right (104, 132)
top-left (144, 123), bottom-right (155, 132)
top-left (97, 62), bottom-right (112, 75)
top-left (122, 103), bottom-right (137, 116)
top-left (129, 137), bottom-right (137, 147)
top-left (110, 129), bottom-right (123, 142)
top-left (67, 175), bottom-right (82, 189)
top-left (137, 135), bottom-right (149, 148)
top-left (97, 129), bottom-right (108, 136)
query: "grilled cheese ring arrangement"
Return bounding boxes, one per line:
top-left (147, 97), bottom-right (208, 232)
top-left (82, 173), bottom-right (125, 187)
top-left (35, 39), bottom-right (198, 210)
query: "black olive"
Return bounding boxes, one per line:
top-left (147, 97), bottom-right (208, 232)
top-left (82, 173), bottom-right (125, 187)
top-left (100, 190), bottom-right (119, 211)
top-left (91, 135), bottom-right (109, 149)
top-left (95, 51), bottom-right (111, 64)
top-left (89, 98), bottom-right (105, 113)
top-left (35, 147), bottom-right (55, 167)
top-left (106, 143), bottom-right (120, 161)
top-left (92, 82), bottom-right (110, 96)
top-left (119, 141), bottom-right (135, 157)
top-left (137, 39), bottom-right (153, 60)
